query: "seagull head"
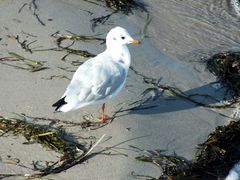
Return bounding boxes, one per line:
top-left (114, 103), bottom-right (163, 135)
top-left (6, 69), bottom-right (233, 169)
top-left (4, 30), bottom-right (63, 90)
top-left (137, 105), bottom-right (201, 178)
top-left (106, 26), bottom-right (140, 46)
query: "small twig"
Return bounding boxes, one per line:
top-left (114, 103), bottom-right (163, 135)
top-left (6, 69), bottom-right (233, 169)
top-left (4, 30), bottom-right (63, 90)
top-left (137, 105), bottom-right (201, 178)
top-left (83, 134), bottom-right (105, 157)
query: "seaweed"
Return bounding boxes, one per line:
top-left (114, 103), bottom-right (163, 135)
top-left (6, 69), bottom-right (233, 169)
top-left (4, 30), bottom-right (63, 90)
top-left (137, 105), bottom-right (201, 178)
top-left (192, 121), bottom-right (240, 179)
top-left (18, 1), bottom-right (45, 26)
top-left (0, 115), bottom-right (105, 178)
top-left (134, 121), bottom-right (240, 179)
top-left (52, 31), bottom-right (105, 43)
top-left (105, 0), bottom-right (147, 14)
top-left (41, 75), bottom-right (71, 81)
top-left (0, 52), bottom-right (49, 72)
top-left (91, 12), bottom-right (116, 32)
top-left (206, 51), bottom-right (240, 98)
top-left (90, 0), bottom-right (147, 31)
top-left (17, 113), bottom-right (112, 130)
top-left (15, 35), bottom-right (38, 53)
top-left (0, 116), bottom-right (82, 158)
top-left (34, 31), bottom-right (101, 59)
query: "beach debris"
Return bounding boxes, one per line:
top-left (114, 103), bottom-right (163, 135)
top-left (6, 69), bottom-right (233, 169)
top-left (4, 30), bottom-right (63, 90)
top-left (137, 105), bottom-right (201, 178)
top-left (52, 31), bottom-right (102, 60)
top-left (41, 75), bottom-right (71, 81)
top-left (134, 121), bottom-right (240, 179)
top-left (34, 31), bottom-right (100, 60)
top-left (81, 114), bottom-right (112, 130)
top-left (16, 113), bottom-right (88, 128)
top-left (91, 12), bottom-right (116, 32)
top-left (105, 0), bottom-right (147, 14)
top-left (90, 0), bottom-right (147, 31)
top-left (17, 113), bottom-right (112, 130)
top-left (0, 115), bottom-right (83, 157)
top-left (82, 0), bottom-right (146, 14)
top-left (0, 115), bottom-right (105, 178)
top-left (18, 0), bottom-right (46, 26)
top-left (206, 51), bottom-right (240, 98)
top-left (14, 35), bottom-right (38, 53)
top-left (52, 31), bottom-right (105, 43)
top-left (0, 52), bottom-right (49, 72)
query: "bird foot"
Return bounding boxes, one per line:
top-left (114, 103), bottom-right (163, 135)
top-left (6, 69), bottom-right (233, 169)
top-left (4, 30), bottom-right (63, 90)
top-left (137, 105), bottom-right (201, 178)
top-left (97, 115), bottom-right (112, 123)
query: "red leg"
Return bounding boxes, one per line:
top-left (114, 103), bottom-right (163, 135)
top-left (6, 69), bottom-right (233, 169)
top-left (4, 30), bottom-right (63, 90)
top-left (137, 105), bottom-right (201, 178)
top-left (98, 103), bottom-right (112, 123)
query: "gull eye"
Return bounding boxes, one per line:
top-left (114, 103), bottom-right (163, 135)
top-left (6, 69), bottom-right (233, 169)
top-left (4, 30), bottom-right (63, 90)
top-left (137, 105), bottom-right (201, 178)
top-left (121, 36), bottom-right (125, 40)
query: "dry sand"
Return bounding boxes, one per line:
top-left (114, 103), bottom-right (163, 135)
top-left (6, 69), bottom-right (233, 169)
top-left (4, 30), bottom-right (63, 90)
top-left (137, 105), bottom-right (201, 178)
top-left (0, 0), bottom-right (239, 179)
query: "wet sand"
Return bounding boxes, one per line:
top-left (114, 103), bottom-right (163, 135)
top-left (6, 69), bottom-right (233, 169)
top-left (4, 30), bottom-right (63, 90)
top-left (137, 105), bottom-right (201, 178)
top-left (0, 0), bottom-right (239, 179)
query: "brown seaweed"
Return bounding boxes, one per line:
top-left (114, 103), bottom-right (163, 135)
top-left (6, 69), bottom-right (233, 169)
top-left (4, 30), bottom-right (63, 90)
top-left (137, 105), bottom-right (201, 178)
top-left (0, 115), bottom-right (105, 178)
top-left (91, 12), bottom-right (116, 32)
top-left (105, 0), bottom-right (147, 14)
top-left (15, 35), bottom-right (37, 53)
top-left (18, 0), bottom-right (45, 26)
top-left (134, 121), bottom-right (240, 179)
top-left (33, 31), bottom-right (100, 59)
top-left (0, 52), bottom-right (49, 72)
top-left (206, 51), bottom-right (240, 98)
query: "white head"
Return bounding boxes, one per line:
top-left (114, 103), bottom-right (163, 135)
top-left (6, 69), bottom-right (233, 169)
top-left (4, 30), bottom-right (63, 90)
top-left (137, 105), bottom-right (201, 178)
top-left (106, 26), bottom-right (140, 47)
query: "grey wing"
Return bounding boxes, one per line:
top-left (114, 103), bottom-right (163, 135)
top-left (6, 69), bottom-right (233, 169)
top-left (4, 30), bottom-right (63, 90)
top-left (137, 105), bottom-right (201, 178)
top-left (63, 60), bottom-right (127, 104)
top-left (93, 66), bottom-right (127, 100)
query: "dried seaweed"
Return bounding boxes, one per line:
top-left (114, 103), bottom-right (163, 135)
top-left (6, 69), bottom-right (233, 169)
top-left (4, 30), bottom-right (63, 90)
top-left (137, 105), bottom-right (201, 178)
top-left (134, 149), bottom-right (189, 180)
top-left (206, 51), bottom-right (240, 98)
top-left (192, 121), bottom-right (240, 179)
top-left (34, 31), bottom-right (100, 59)
top-left (52, 31), bottom-right (105, 43)
top-left (18, 1), bottom-right (45, 26)
top-left (87, 0), bottom-right (145, 31)
top-left (91, 12), bottom-right (116, 31)
top-left (41, 75), bottom-right (70, 81)
top-left (134, 121), bottom-right (240, 179)
top-left (0, 52), bottom-right (49, 72)
top-left (0, 115), bottom-right (105, 178)
top-left (0, 116), bottom-right (82, 157)
top-left (17, 113), bottom-right (87, 128)
top-left (14, 35), bottom-right (38, 53)
top-left (105, 0), bottom-right (147, 14)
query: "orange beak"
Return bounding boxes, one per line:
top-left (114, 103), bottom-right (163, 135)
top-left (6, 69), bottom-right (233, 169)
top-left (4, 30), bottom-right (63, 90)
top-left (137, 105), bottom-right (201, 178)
top-left (130, 39), bottom-right (141, 44)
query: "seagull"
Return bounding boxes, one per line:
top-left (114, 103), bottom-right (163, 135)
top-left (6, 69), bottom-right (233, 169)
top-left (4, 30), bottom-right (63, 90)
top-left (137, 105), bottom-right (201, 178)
top-left (52, 27), bottom-right (140, 122)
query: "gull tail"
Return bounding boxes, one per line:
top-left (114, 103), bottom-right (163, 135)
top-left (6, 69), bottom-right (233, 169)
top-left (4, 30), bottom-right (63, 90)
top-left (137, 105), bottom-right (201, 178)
top-left (52, 96), bottom-right (67, 111)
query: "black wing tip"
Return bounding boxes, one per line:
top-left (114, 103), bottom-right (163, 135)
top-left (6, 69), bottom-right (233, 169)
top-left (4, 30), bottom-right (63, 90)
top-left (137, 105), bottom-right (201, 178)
top-left (52, 96), bottom-right (67, 111)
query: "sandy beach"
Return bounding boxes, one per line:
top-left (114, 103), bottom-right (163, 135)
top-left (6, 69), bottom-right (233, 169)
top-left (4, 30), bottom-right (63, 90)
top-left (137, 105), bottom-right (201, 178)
top-left (1, 0), bottom-right (240, 179)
